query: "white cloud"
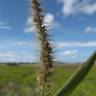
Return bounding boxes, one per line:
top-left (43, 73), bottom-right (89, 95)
top-left (0, 51), bottom-right (38, 63)
top-left (85, 26), bottom-right (96, 33)
top-left (0, 20), bottom-right (11, 30)
top-left (0, 40), bottom-right (39, 63)
top-left (58, 0), bottom-right (78, 16)
top-left (0, 26), bottom-right (11, 30)
top-left (0, 40), bottom-right (37, 49)
top-left (81, 3), bottom-right (96, 14)
top-left (44, 13), bottom-right (55, 29)
top-left (58, 0), bottom-right (96, 16)
top-left (24, 13), bottom-right (55, 33)
top-left (13, 41), bottom-right (37, 48)
top-left (0, 52), bottom-right (15, 58)
top-left (14, 41), bottom-right (32, 46)
top-left (24, 16), bottom-right (34, 33)
top-left (56, 41), bottom-right (96, 48)
top-left (62, 50), bottom-right (78, 55)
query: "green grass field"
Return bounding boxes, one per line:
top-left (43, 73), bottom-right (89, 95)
top-left (0, 64), bottom-right (96, 96)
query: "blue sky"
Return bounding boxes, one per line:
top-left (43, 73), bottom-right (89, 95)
top-left (0, 0), bottom-right (96, 63)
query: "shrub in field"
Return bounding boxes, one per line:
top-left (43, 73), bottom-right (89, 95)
top-left (6, 63), bottom-right (18, 66)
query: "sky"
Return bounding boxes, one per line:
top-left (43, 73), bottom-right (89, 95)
top-left (0, 0), bottom-right (96, 63)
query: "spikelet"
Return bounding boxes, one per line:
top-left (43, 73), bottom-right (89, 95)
top-left (30, 0), bottom-right (53, 95)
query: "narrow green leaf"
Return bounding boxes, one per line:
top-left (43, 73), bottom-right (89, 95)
top-left (55, 51), bottom-right (96, 96)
